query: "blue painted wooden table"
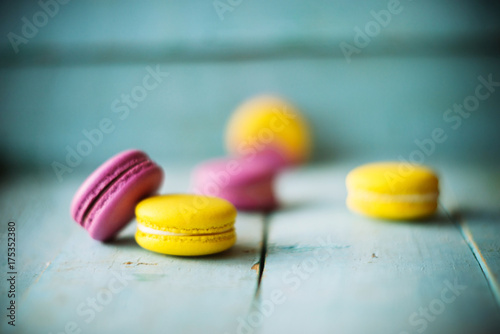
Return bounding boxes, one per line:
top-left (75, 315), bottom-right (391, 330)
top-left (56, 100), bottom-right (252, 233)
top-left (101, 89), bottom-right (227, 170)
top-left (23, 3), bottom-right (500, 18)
top-left (1, 160), bottom-right (499, 334)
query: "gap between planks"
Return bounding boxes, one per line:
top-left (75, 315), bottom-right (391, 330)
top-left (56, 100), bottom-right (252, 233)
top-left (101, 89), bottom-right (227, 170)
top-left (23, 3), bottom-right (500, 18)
top-left (439, 202), bottom-right (500, 312)
top-left (254, 212), bottom-right (270, 294)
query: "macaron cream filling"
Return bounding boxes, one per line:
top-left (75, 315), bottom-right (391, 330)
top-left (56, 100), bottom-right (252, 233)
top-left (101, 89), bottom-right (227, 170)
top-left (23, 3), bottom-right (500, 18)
top-left (136, 222), bottom-right (235, 237)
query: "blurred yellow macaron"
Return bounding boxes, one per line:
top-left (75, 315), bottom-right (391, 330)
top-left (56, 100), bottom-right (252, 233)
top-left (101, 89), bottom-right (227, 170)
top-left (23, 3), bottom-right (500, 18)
top-left (346, 162), bottom-right (439, 220)
top-left (225, 95), bottom-right (311, 165)
top-left (135, 194), bottom-right (237, 256)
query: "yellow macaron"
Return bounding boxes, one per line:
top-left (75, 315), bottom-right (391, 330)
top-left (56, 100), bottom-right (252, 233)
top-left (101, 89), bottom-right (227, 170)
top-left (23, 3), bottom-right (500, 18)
top-left (135, 194), bottom-right (237, 256)
top-left (346, 162), bottom-right (439, 220)
top-left (225, 95), bottom-right (311, 165)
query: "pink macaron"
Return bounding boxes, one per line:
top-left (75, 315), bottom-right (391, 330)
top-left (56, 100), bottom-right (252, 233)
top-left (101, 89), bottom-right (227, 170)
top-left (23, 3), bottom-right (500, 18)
top-left (71, 149), bottom-right (163, 241)
top-left (191, 149), bottom-right (285, 211)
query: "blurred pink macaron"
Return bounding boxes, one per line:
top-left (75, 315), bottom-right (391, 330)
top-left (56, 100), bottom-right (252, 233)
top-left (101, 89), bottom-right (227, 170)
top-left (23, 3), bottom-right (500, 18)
top-left (71, 149), bottom-right (163, 241)
top-left (191, 149), bottom-right (285, 211)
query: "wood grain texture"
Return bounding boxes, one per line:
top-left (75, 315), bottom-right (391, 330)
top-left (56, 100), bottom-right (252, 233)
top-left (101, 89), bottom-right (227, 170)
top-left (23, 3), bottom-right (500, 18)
top-left (1, 1), bottom-right (500, 171)
top-left (1, 166), bottom-right (264, 334)
top-left (257, 163), bottom-right (500, 334)
top-left (440, 163), bottom-right (500, 308)
top-left (1, 57), bottom-right (499, 171)
top-left (1, 162), bottom-right (499, 333)
top-left (11, 214), bottom-right (263, 334)
top-left (1, 0), bottom-right (499, 65)
top-left (0, 174), bottom-right (78, 299)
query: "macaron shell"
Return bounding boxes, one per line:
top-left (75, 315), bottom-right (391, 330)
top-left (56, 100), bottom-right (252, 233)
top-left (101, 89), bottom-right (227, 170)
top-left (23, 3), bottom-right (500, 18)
top-left (85, 161), bottom-right (163, 241)
top-left (135, 229), bottom-right (236, 256)
top-left (192, 149), bottom-right (286, 189)
top-left (135, 194), bottom-right (237, 234)
top-left (71, 149), bottom-right (149, 224)
top-left (225, 95), bottom-right (311, 165)
top-left (199, 177), bottom-right (278, 211)
top-left (346, 162), bottom-right (439, 194)
top-left (347, 196), bottom-right (438, 220)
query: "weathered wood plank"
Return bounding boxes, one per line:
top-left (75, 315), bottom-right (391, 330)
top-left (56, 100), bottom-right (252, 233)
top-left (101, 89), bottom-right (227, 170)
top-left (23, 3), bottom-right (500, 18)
top-left (2, 0), bottom-right (499, 64)
top-left (440, 163), bottom-right (500, 307)
top-left (2, 57), bottom-right (500, 171)
top-left (0, 174), bottom-right (80, 300)
top-left (256, 164), bottom-right (500, 334)
top-left (1, 166), bottom-right (264, 333)
top-left (12, 212), bottom-right (263, 334)
top-left (2, 162), bottom-right (499, 333)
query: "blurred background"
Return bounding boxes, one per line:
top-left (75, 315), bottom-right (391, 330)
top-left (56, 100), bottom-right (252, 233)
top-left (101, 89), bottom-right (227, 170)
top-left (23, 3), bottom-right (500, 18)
top-left (1, 0), bottom-right (499, 179)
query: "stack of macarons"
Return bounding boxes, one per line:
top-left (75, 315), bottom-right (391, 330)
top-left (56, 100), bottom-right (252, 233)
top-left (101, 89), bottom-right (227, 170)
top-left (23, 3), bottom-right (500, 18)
top-left (71, 94), bottom-right (441, 257)
top-left (192, 95), bottom-right (311, 211)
